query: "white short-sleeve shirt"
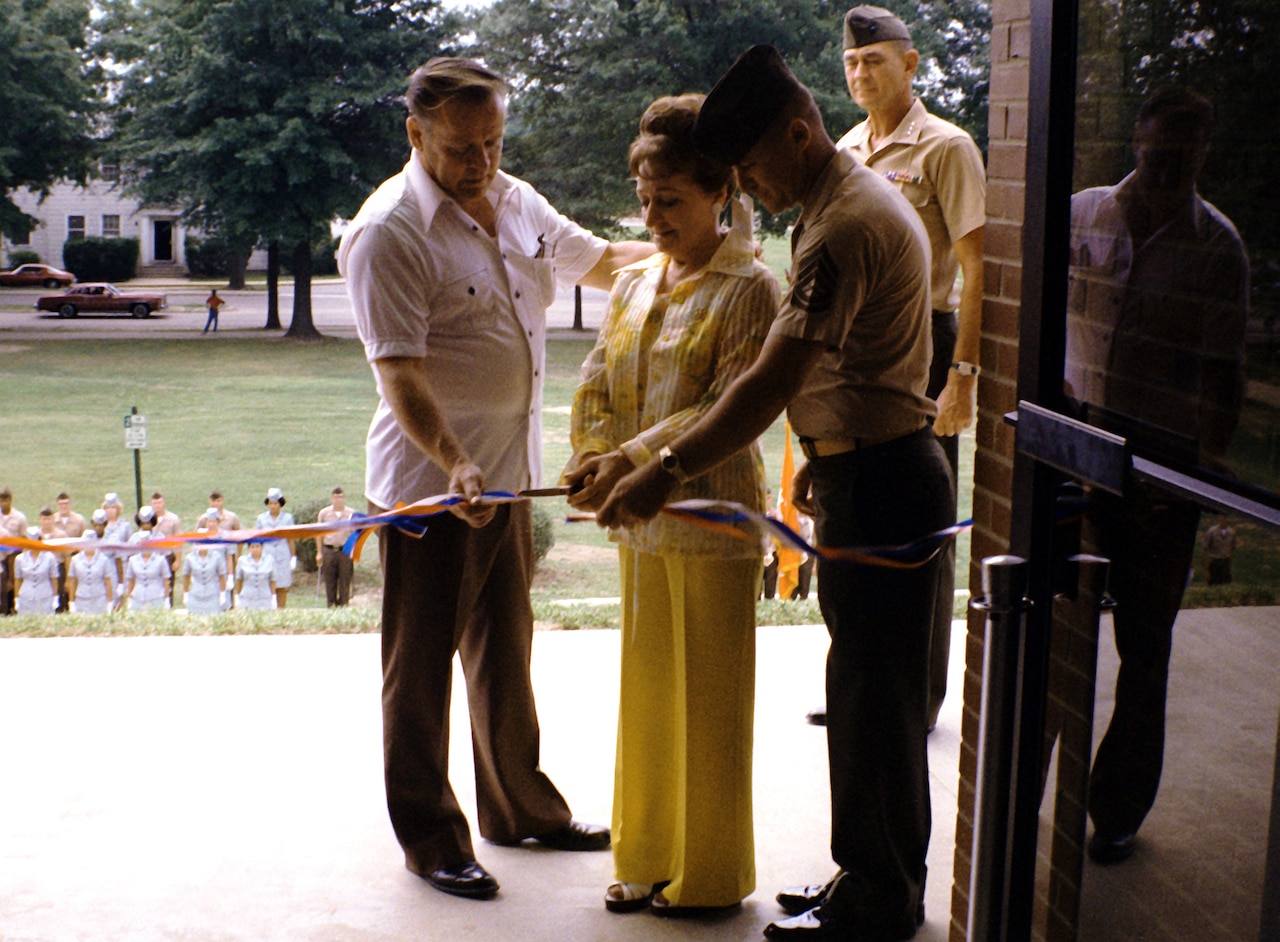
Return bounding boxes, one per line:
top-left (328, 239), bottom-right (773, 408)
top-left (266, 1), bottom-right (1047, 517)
top-left (339, 156), bottom-right (608, 505)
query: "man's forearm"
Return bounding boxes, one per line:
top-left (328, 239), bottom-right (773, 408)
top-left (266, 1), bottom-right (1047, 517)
top-left (666, 333), bottom-right (819, 479)
top-left (578, 240), bottom-right (655, 291)
top-left (374, 357), bottom-right (471, 474)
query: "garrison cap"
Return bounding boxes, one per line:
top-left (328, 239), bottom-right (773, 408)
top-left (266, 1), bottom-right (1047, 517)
top-left (844, 6), bottom-right (913, 48)
top-left (693, 45), bottom-right (803, 166)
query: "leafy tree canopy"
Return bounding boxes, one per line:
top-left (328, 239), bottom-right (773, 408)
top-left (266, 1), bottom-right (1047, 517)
top-left (0, 0), bottom-right (97, 241)
top-left (95, 0), bottom-right (456, 333)
top-left (469, 0), bottom-right (988, 234)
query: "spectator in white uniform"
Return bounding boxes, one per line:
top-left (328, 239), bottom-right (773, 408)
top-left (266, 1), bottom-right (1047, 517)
top-left (182, 541), bottom-right (228, 615)
top-left (14, 527), bottom-right (58, 614)
top-left (255, 487), bottom-right (295, 609)
top-left (235, 541), bottom-right (276, 610)
top-left (126, 545), bottom-right (171, 611)
top-left (101, 493), bottom-right (133, 586)
top-left (68, 535), bottom-right (114, 614)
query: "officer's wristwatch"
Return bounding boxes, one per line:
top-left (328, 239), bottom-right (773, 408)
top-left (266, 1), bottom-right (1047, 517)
top-left (658, 445), bottom-right (692, 484)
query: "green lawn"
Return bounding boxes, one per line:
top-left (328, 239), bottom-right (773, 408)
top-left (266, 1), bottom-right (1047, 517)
top-left (0, 333), bottom-right (978, 632)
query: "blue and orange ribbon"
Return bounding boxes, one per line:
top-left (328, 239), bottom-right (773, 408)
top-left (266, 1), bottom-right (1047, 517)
top-left (0, 491), bottom-right (970, 571)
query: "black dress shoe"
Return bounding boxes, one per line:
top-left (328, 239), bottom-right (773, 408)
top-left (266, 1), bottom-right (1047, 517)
top-left (777, 882), bottom-right (830, 915)
top-left (806, 709), bottom-right (828, 727)
top-left (1086, 830), bottom-right (1137, 864)
top-left (765, 907), bottom-right (920, 941)
top-left (529, 820), bottom-right (611, 851)
top-left (426, 860), bottom-right (499, 900)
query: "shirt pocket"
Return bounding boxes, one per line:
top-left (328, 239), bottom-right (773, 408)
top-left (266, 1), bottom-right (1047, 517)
top-left (428, 267), bottom-right (501, 336)
top-left (507, 254), bottom-right (557, 309)
top-left (895, 177), bottom-right (931, 210)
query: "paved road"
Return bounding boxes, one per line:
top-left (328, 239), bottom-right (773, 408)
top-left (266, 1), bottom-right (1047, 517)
top-left (0, 279), bottom-right (610, 340)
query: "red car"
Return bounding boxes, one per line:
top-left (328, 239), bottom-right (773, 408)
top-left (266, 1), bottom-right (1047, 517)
top-left (0, 263), bottom-right (75, 288)
top-left (36, 283), bottom-right (167, 318)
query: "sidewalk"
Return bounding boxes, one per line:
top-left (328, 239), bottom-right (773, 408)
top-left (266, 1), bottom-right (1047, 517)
top-left (0, 623), bottom-right (966, 942)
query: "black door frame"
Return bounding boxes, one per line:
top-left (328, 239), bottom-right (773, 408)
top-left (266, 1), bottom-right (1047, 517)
top-left (977, 0), bottom-right (1280, 939)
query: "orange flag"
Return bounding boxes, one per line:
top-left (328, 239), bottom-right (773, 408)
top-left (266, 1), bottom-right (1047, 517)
top-left (776, 420), bottom-right (803, 600)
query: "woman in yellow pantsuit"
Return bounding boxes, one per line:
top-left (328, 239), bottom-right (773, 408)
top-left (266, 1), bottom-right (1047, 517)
top-left (565, 93), bottom-right (779, 915)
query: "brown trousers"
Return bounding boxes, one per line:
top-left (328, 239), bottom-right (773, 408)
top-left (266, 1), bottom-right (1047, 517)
top-left (377, 501), bottom-right (571, 874)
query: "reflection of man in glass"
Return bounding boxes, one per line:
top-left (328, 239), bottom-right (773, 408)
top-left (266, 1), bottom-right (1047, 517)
top-left (1066, 87), bottom-right (1249, 864)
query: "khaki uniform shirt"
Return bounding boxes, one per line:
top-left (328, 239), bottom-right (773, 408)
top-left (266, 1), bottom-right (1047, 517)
top-left (838, 99), bottom-right (986, 312)
top-left (317, 505), bottom-right (354, 548)
top-left (770, 149), bottom-right (934, 441)
top-left (55, 511), bottom-right (87, 538)
top-left (153, 509), bottom-right (182, 538)
top-left (1, 508), bottom-right (29, 558)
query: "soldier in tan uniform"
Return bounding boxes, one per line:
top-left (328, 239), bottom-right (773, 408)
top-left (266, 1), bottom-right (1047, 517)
top-left (53, 492), bottom-right (87, 612)
top-left (836, 6), bottom-right (986, 731)
top-left (1, 486), bottom-right (30, 615)
top-left (314, 486), bottom-right (355, 607)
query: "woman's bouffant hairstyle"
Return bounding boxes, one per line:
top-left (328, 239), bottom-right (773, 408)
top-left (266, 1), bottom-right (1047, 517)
top-left (405, 57), bottom-right (508, 122)
top-left (629, 94), bottom-right (733, 196)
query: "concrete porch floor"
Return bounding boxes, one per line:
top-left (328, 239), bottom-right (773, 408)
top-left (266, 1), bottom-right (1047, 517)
top-left (0, 623), bottom-right (966, 942)
top-left (4, 606), bottom-right (1276, 941)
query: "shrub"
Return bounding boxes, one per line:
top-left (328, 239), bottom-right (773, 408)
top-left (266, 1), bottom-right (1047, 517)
top-left (7, 249), bottom-right (40, 267)
top-left (532, 501), bottom-right (556, 563)
top-left (62, 237), bottom-right (139, 282)
top-left (288, 497), bottom-right (328, 573)
top-left (184, 235), bottom-right (235, 278)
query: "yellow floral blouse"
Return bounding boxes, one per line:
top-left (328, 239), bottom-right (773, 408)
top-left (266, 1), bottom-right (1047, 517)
top-left (571, 228), bottom-right (780, 557)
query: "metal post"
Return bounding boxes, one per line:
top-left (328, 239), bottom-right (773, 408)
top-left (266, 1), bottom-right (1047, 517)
top-left (968, 555), bottom-right (1031, 942)
top-left (131, 405), bottom-right (143, 511)
top-left (573, 285), bottom-right (584, 331)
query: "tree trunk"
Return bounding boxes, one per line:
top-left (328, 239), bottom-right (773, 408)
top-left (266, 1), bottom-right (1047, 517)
top-left (264, 241), bottom-right (281, 330)
top-left (227, 249), bottom-right (248, 290)
top-left (284, 237), bottom-right (321, 339)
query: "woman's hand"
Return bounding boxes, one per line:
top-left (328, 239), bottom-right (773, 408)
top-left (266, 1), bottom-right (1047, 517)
top-left (566, 450), bottom-right (636, 514)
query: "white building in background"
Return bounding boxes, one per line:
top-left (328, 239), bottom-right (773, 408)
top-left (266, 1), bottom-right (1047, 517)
top-left (2, 165), bottom-right (191, 276)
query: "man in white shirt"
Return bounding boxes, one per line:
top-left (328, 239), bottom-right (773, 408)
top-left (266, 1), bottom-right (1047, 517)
top-left (339, 56), bottom-right (652, 901)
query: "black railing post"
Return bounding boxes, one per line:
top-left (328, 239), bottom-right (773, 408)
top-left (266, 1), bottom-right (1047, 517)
top-left (968, 555), bottom-right (1032, 942)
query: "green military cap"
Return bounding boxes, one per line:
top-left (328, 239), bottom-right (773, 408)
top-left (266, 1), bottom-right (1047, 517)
top-left (844, 5), bottom-right (913, 48)
top-left (693, 45), bottom-right (804, 166)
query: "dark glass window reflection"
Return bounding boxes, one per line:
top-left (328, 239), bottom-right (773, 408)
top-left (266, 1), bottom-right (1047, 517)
top-left (1070, 1), bottom-right (1280, 501)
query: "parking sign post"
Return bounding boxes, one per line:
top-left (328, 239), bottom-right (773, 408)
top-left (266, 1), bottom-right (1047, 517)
top-left (124, 406), bottom-right (146, 510)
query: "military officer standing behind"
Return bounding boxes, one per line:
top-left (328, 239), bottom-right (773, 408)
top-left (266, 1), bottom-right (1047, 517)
top-left (830, 6), bottom-right (987, 732)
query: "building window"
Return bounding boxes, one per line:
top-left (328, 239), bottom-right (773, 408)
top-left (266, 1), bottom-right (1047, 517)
top-left (102, 215), bottom-right (121, 238)
top-left (67, 215), bottom-right (85, 241)
top-left (100, 163), bottom-right (120, 182)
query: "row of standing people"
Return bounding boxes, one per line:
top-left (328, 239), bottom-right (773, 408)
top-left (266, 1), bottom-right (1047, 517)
top-left (0, 486), bottom-right (356, 614)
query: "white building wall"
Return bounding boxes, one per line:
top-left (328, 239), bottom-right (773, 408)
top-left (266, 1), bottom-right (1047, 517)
top-left (2, 179), bottom-right (190, 275)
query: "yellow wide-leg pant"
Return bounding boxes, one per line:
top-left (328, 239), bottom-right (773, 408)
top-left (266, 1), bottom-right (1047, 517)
top-left (611, 546), bottom-right (760, 907)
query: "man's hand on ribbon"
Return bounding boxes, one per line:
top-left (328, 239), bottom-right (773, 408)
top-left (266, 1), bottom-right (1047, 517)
top-left (596, 457), bottom-right (677, 531)
top-left (564, 450), bottom-right (635, 515)
top-left (447, 460), bottom-right (497, 528)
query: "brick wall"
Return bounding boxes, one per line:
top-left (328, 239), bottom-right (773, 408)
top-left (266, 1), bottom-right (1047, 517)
top-left (949, 0), bottom-right (1030, 937)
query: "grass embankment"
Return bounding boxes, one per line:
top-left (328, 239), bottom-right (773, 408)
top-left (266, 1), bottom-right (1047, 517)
top-left (1, 331), bottom-right (976, 635)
